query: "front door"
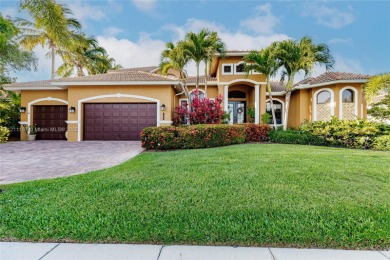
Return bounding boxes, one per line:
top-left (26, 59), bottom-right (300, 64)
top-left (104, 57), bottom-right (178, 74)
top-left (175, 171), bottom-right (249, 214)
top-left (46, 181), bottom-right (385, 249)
top-left (228, 101), bottom-right (246, 124)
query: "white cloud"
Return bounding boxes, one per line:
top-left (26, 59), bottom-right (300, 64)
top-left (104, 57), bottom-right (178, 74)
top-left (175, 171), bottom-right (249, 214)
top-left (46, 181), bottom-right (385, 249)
top-left (131, 0), bottom-right (158, 12)
top-left (328, 38), bottom-right (352, 45)
top-left (103, 26), bottom-right (124, 37)
top-left (240, 3), bottom-right (280, 34)
top-left (62, 0), bottom-right (106, 25)
top-left (333, 53), bottom-right (364, 73)
top-left (96, 34), bottom-right (166, 69)
top-left (302, 3), bottom-right (355, 29)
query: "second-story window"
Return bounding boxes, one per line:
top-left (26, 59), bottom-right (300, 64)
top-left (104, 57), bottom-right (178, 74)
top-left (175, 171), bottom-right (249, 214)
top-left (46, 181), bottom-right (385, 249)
top-left (235, 63), bottom-right (245, 73)
top-left (222, 64), bottom-right (233, 75)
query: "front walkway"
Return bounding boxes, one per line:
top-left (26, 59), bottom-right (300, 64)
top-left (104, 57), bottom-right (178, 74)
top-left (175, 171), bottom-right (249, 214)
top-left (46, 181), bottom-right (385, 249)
top-left (1, 242), bottom-right (389, 260)
top-left (0, 141), bottom-right (143, 184)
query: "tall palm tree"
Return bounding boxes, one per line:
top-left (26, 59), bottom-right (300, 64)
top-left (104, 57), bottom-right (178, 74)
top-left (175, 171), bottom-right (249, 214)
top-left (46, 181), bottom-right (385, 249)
top-left (275, 36), bottom-right (334, 130)
top-left (364, 73), bottom-right (390, 103)
top-left (183, 29), bottom-right (225, 92)
top-left (160, 41), bottom-right (190, 105)
top-left (202, 31), bottom-right (226, 97)
top-left (244, 43), bottom-right (280, 128)
top-left (18, 0), bottom-right (81, 79)
top-left (57, 34), bottom-right (121, 77)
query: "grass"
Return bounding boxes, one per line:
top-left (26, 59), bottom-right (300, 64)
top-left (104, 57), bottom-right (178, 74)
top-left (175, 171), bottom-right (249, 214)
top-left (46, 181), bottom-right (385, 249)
top-left (1, 144), bottom-right (389, 249)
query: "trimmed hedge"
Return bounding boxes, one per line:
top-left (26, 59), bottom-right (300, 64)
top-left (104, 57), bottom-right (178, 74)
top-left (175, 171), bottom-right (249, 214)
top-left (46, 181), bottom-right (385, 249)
top-left (269, 130), bottom-right (327, 146)
top-left (141, 124), bottom-right (269, 150)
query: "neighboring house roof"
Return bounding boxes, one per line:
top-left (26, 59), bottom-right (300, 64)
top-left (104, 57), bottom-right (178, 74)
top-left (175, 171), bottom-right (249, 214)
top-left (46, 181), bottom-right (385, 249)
top-left (295, 72), bottom-right (370, 88)
top-left (185, 76), bottom-right (217, 84)
top-left (107, 66), bottom-right (159, 74)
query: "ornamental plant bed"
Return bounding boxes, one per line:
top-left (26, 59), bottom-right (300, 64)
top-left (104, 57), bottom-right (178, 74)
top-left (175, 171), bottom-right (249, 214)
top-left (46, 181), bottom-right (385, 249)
top-left (141, 124), bottom-right (270, 150)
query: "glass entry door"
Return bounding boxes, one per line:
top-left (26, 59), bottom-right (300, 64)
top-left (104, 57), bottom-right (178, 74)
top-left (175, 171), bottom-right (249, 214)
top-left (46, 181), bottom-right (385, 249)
top-left (228, 101), bottom-right (246, 124)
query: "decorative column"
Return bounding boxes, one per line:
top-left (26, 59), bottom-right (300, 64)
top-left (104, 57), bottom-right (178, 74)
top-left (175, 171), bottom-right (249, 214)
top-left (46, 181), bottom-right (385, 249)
top-left (254, 84), bottom-right (260, 124)
top-left (224, 85), bottom-right (229, 112)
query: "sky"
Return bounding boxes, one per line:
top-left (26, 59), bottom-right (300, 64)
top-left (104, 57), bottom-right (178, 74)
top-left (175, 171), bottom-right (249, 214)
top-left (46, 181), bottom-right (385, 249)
top-left (1, 0), bottom-right (390, 82)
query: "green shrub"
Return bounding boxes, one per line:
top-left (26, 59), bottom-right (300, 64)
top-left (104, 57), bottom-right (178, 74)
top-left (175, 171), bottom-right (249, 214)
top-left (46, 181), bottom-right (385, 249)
top-left (300, 117), bottom-right (387, 149)
top-left (261, 113), bottom-right (271, 125)
top-left (372, 135), bottom-right (390, 151)
top-left (0, 126), bottom-right (10, 143)
top-left (269, 129), bottom-right (327, 146)
top-left (141, 124), bottom-right (248, 150)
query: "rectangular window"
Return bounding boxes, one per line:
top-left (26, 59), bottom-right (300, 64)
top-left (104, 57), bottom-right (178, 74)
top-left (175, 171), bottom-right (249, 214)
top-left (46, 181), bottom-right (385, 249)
top-left (222, 64), bottom-right (233, 75)
top-left (235, 63), bottom-right (245, 74)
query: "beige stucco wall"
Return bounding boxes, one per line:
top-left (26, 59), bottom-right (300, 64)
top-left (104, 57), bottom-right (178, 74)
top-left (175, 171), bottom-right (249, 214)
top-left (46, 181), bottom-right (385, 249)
top-left (287, 83), bottom-right (367, 128)
top-left (216, 56), bottom-right (266, 83)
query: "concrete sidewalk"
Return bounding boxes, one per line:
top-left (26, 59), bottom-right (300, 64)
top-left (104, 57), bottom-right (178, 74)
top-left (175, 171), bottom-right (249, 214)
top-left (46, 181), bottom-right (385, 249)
top-left (1, 242), bottom-right (389, 260)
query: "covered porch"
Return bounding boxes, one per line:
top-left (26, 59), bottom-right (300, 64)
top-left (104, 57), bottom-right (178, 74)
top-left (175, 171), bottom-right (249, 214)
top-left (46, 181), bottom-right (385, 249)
top-left (220, 79), bottom-right (266, 124)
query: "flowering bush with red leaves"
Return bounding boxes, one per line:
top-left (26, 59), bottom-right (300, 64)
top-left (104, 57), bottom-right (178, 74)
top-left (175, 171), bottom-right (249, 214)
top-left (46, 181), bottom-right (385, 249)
top-left (141, 124), bottom-right (270, 150)
top-left (173, 89), bottom-right (224, 126)
top-left (241, 123), bottom-right (270, 142)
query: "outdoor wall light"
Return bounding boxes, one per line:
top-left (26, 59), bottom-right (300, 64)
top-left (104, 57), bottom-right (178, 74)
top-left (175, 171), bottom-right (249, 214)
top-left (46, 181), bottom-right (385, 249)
top-left (160, 104), bottom-right (166, 111)
top-left (69, 106), bottom-right (76, 113)
top-left (19, 107), bottom-right (26, 113)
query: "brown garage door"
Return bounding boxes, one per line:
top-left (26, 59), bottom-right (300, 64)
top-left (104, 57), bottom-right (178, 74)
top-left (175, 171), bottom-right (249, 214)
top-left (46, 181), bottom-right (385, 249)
top-left (33, 105), bottom-right (67, 140)
top-left (84, 103), bottom-right (157, 140)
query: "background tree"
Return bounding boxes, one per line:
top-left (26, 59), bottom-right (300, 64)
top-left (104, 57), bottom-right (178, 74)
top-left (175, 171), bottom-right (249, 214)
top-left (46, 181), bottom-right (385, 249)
top-left (57, 34), bottom-right (121, 77)
top-left (0, 13), bottom-right (36, 141)
top-left (244, 44), bottom-right (280, 128)
top-left (18, 0), bottom-right (81, 79)
top-left (275, 36), bottom-right (334, 130)
top-left (364, 73), bottom-right (390, 102)
top-left (367, 93), bottom-right (390, 122)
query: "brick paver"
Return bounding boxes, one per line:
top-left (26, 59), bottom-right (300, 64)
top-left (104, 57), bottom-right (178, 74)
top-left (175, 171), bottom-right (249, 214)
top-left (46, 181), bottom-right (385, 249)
top-left (0, 141), bottom-right (143, 184)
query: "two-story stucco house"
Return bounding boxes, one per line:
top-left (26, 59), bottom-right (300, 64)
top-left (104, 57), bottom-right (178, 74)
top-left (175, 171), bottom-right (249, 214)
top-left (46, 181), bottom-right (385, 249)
top-left (4, 51), bottom-right (370, 142)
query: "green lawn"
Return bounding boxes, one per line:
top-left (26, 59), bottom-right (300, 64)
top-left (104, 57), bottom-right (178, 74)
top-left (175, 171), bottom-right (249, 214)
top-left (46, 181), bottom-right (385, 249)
top-left (1, 144), bottom-right (389, 249)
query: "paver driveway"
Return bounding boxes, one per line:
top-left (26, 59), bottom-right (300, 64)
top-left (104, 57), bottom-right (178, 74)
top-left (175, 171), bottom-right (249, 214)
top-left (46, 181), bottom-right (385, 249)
top-left (0, 141), bottom-right (144, 184)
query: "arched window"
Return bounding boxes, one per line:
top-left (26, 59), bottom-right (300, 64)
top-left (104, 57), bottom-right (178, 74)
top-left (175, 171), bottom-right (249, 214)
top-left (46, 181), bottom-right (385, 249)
top-left (190, 90), bottom-right (205, 102)
top-left (266, 100), bottom-right (283, 124)
top-left (342, 89), bottom-right (354, 103)
top-left (317, 91), bottom-right (331, 104)
top-left (228, 90), bottom-right (246, 98)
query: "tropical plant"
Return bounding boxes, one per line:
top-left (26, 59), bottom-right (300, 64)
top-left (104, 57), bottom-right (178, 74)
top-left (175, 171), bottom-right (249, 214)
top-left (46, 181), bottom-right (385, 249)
top-left (243, 44), bottom-right (280, 128)
top-left (160, 41), bottom-right (191, 106)
top-left (364, 73), bottom-right (390, 102)
top-left (57, 34), bottom-right (121, 77)
top-left (17, 0), bottom-right (82, 79)
top-left (367, 92), bottom-right (390, 122)
top-left (0, 13), bottom-right (37, 84)
top-left (173, 89), bottom-right (224, 125)
top-left (275, 36), bottom-right (334, 130)
top-left (183, 29), bottom-right (225, 92)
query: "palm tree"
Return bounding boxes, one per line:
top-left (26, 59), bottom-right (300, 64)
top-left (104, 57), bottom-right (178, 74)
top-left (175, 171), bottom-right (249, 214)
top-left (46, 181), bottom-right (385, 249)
top-left (57, 34), bottom-right (121, 77)
top-left (202, 31), bottom-right (226, 97)
top-left (160, 41), bottom-right (190, 105)
top-left (18, 0), bottom-right (81, 79)
top-left (244, 43), bottom-right (280, 128)
top-left (275, 36), bottom-right (334, 130)
top-left (183, 29), bottom-right (225, 92)
top-left (364, 73), bottom-right (390, 103)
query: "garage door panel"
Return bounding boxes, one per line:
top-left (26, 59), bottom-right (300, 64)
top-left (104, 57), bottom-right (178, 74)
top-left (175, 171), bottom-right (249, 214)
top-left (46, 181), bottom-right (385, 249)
top-left (33, 105), bottom-right (67, 140)
top-left (84, 103), bottom-right (156, 140)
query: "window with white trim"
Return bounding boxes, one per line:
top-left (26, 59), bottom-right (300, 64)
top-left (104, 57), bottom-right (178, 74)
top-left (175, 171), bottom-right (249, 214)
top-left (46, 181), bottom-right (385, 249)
top-left (266, 101), bottom-right (283, 125)
top-left (235, 63), bottom-right (245, 74)
top-left (222, 64), bottom-right (233, 75)
top-left (342, 89), bottom-right (354, 103)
